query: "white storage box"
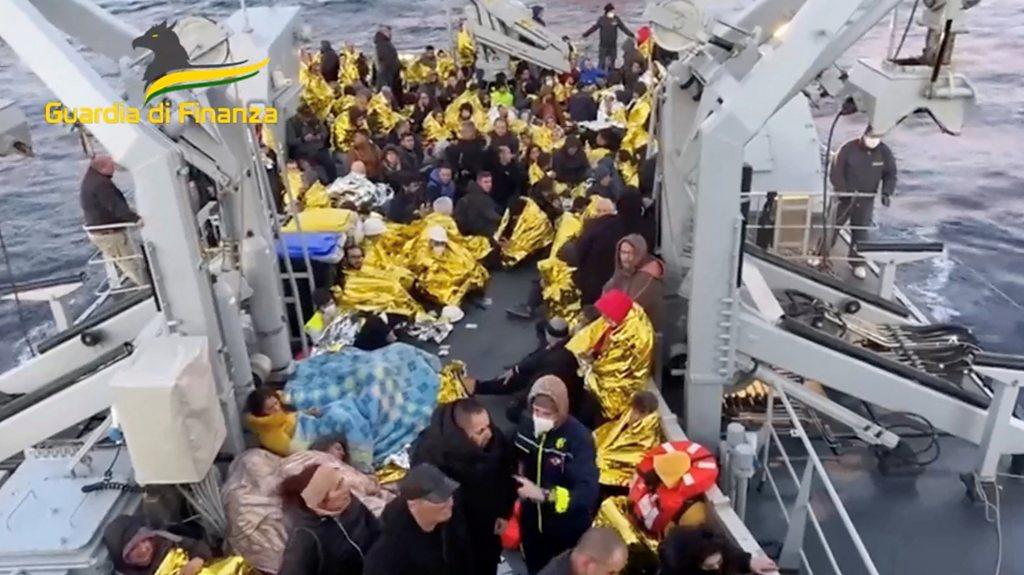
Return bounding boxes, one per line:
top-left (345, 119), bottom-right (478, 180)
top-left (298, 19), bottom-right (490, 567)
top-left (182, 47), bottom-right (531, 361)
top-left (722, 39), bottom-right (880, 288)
top-left (110, 336), bottom-right (226, 484)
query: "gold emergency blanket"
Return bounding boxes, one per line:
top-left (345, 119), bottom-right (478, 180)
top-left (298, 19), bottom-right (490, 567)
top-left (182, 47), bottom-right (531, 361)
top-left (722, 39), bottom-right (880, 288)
top-left (621, 92), bottom-right (652, 154)
top-left (403, 213), bottom-right (493, 263)
top-left (335, 265), bottom-right (424, 318)
top-left (586, 146), bottom-right (612, 165)
top-left (495, 198), bottom-right (554, 267)
top-left (537, 213), bottom-right (583, 325)
top-left (594, 412), bottom-right (662, 487)
top-left (368, 92), bottom-right (406, 134)
top-left (436, 51), bottom-right (456, 80)
top-left (303, 181), bottom-right (331, 209)
top-left (566, 305), bottom-right (655, 419)
top-left (299, 59), bottom-right (334, 120)
top-left (401, 54), bottom-right (434, 85)
top-left (408, 240), bottom-right (489, 307)
top-left (594, 496), bottom-right (660, 554)
top-left (340, 47), bottom-right (363, 86)
top-left (444, 91), bottom-right (490, 133)
top-left (456, 24), bottom-right (476, 66)
top-left (281, 208), bottom-right (357, 234)
top-left (437, 360), bottom-right (471, 404)
top-left (154, 548), bottom-right (253, 575)
top-left (376, 462), bottom-right (408, 485)
top-left (423, 113), bottom-right (453, 143)
top-left (528, 162), bottom-right (547, 186)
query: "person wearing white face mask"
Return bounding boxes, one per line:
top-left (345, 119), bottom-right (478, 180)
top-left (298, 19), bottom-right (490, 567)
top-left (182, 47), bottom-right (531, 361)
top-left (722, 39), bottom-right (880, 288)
top-left (582, 3), bottom-right (635, 71)
top-left (514, 376), bottom-right (600, 574)
top-left (827, 125), bottom-right (898, 279)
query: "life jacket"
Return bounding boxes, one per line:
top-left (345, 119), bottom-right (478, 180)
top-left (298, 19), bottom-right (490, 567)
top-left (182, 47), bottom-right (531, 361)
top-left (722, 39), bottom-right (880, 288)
top-left (628, 440), bottom-right (719, 536)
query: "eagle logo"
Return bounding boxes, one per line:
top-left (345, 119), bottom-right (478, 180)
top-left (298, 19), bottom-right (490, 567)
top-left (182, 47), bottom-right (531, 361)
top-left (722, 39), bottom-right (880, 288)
top-left (131, 21), bottom-right (269, 105)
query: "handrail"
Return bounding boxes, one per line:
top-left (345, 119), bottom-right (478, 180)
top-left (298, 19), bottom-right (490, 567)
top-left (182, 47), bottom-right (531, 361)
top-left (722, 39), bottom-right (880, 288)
top-left (754, 367), bottom-right (881, 575)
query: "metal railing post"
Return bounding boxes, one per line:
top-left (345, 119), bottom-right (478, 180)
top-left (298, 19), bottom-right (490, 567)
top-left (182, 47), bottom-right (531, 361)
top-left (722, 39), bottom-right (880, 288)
top-left (778, 460), bottom-right (815, 571)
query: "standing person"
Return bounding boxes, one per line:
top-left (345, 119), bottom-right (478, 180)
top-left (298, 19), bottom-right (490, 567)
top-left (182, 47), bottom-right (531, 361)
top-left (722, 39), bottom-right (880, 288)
top-left (827, 127), bottom-right (897, 279)
top-left (374, 25), bottom-right (402, 101)
top-left (490, 145), bottom-right (526, 210)
top-left (278, 464), bottom-right (381, 575)
top-left (582, 4), bottom-right (635, 71)
top-left (538, 526), bottom-right (628, 575)
top-left (658, 527), bottom-right (778, 575)
top-left (80, 155), bottom-right (147, 287)
top-left (410, 398), bottom-right (518, 575)
top-left (566, 196), bottom-right (628, 305)
top-left (286, 104), bottom-right (337, 182)
top-left (454, 171), bottom-right (502, 238)
top-left (363, 463), bottom-right (474, 575)
top-left (603, 234), bottom-right (665, 329)
top-left (515, 377), bottom-right (600, 574)
top-left (319, 40), bottom-right (340, 83)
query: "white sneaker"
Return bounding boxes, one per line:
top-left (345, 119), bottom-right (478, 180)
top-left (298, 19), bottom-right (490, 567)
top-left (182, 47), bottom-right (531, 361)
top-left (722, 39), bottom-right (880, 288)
top-left (852, 265), bottom-right (867, 280)
top-left (807, 256), bottom-right (821, 267)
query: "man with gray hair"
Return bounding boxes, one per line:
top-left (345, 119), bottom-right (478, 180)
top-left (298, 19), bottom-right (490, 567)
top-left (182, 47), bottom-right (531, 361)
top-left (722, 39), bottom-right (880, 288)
top-left (538, 526), bottom-right (628, 575)
top-left (79, 154), bottom-right (147, 286)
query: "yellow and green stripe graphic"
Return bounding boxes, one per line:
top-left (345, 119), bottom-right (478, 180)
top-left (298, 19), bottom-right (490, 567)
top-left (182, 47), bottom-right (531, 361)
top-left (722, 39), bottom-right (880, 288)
top-left (144, 58), bottom-right (269, 104)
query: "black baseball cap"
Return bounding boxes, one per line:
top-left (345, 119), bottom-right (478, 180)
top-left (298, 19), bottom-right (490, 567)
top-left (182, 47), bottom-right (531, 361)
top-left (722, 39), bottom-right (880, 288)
top-left (399, 464), bottom-right (459, 503)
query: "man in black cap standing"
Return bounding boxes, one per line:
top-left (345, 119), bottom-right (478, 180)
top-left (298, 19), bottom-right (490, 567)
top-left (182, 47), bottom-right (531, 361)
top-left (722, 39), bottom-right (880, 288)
top-left (363, 463), bottom-right (474, 575)
top-left (582, 4), bottom-right (635, 71)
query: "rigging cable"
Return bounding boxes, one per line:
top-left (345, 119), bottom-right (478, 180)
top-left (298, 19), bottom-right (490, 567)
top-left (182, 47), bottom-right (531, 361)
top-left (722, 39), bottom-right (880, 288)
top-left (890, 0), bottom-right (922, 62)
top-left (0, 219), bottom-right (37, 357)
top-left (815, 104), bottom-right (847, 268)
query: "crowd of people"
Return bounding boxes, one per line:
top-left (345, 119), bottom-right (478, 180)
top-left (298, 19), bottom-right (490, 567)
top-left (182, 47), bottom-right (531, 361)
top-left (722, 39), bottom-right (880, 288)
top-left (96, 5), bottom-right (780, 575)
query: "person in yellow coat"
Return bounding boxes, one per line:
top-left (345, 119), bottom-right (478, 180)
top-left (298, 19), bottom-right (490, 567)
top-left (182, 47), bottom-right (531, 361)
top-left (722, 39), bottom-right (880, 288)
top-left (566, 289), bottom-right (654, 419)
top-left (593, 390), bottom-right (662, 489)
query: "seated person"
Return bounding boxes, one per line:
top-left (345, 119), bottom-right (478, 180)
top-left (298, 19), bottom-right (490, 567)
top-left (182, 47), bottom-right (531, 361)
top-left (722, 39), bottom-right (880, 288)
top-left (103, 515), bottom-right (216, 575)
top-left (403, 196), bottom-right (493, 262)
top-left (407, 225), bottom-right (489, 308)
top-left (351, 314), bottom-right (398, 351)
top-left (305, 287), bottom-right (340, 343)
top-left (565, 289), bottom-right (654, 419)
top-left (658, 527), bottom-right (778, 575)
top-left (593, 390), bottom-right (662, 493)
top-left (493, 195), bottom-right (555, 268)
top-left (336, 243), bottom-right (423, 318)
top-left (472, 317), bottom-right (603, 429)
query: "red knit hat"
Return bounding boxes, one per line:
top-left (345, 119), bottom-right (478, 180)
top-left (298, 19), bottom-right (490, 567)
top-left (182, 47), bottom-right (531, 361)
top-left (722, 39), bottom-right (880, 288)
top-left (595, 289), bottom-right (633, 324)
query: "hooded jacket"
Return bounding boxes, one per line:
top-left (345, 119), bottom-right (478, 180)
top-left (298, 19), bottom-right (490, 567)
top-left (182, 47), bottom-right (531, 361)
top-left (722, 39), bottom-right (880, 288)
top-left (657, 527), bottom-right (753, 575)
top-left (552, 139), bottom-right (591, 186)
top-left (410, 402), bottom-right (518, 574)
top-left (103, 516), bottom-right (212, 575)
top-left (362, 497), bottom-right (474, 575)
top-left (347, 142), bottom-right (383, 180)
top-left (515, 377), bottom-right (600, 544)
top-left (425, 167), bottom-right (456, 202)
top-left (604, 234), bottom-right (665, 329)
top-left (279, 499), bottom-right (381, 575)
top-left (454, 181), bottom-right (502, 237)
top-left (587, 157), bottom-right (626, 201)
top-left (490, 157), bottom-right (526, 209)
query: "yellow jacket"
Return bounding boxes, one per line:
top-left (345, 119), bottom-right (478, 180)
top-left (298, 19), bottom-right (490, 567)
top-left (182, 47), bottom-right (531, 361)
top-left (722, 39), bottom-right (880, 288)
top-left (245, 410), bottom-right (297, 456)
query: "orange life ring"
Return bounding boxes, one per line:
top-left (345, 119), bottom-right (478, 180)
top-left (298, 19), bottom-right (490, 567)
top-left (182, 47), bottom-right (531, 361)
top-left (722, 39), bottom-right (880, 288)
top-left (627, 440), bottom-right (719, 536)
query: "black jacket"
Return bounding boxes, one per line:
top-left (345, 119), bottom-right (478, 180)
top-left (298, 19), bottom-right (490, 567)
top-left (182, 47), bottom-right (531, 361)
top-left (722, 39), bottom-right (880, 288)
top-left (829, 138), bottom-right (897, 196)
top-left (658, 527), bottom-right (753, 575)
top-left (387, 188), bottom-right (425, 224)
top-left (374, 32), bottom-right (400, 82)
top-left (80, 167), bottom-right (139, 228)
top-left (567, 92), bottom-right (598, 122)
top-left (454, 182), bottom-right (502, 237)
top-left (279, 501), bottom-right (381, 575)
top-left (567, 214), bottom-right (628, 304)
top-left (363, 498), bottom-right (474, 575)
top-left (475, 343), bottom-right (603, 429)
top-left (319, 43), bottom-right (340, 83)
top-left (410, 403), bottom-right (518, 574)
top-left (515, 415), bottom-right (600, 542)
top-left (583, 15), bottom-right (634, 49)
top-left (286, 115), bottom-right (329, 160)
top-left (552, 147), bottom-right (591, 186)
top-left (446, 138), bottom-right (493, 184)
top-left (490, 159), bottom-right (527, 209)
top-left (489, 132), bottom-right (521, 157)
